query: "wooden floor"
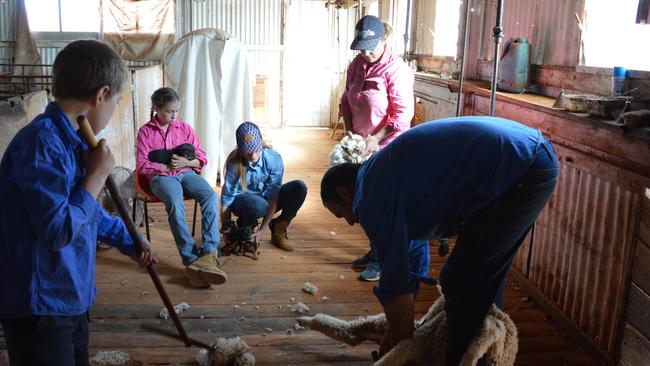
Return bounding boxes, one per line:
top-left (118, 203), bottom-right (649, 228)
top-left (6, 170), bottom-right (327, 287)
top-left (1, 128), bottom-right (595, 365)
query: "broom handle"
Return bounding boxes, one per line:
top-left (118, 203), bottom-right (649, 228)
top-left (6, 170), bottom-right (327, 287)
top-left (77, 117), bottom-right (193, 347)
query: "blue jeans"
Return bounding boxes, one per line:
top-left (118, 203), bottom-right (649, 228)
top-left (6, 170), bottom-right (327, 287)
top-left (230, 180), bottom-right (308, 227)
top-left (440, 139), bottom-right (558, 366)
top-left (150, 170), bottom-right (220, 266)
top-left (1, 312), bottom-right (89, 366)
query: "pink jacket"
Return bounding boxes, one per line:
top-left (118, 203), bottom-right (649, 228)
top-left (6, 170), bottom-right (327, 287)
top-left (136, 118), bottom-right (208, 181)
top-left (340, 47), bottom-right (414, 147)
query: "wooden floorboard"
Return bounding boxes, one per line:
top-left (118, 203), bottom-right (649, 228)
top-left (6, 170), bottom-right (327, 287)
top-left (0, 128), bottom-right (595, 365)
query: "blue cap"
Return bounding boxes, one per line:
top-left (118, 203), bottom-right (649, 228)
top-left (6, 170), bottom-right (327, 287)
top-left (350, 15), bottom-right (385, 51)
top-left (236, 122), bottom-right (263, 154)
top-left (613, 67), bottom-right (626, 77)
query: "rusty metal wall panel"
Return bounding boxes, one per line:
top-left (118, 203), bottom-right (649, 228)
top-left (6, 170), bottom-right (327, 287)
top-left (478, 0), bottom-right (583, 66)
top-left (513, 151), bottom-right (638, 354)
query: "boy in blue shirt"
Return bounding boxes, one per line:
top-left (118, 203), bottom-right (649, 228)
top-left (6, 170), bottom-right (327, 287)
top-left (0, 40), bottom-right (157, 365)
top-left (321, 117), bottom-right (558, 365)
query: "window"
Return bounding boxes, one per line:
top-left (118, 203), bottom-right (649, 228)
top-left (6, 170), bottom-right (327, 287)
top-left (413, 0), bottom-right (461, 57)
top-left (432, 0), bottom-right (461, 57)
top-left (583, 0), bottom-right (650, 71)
top-left (25, 0), bottom-right (100, 33)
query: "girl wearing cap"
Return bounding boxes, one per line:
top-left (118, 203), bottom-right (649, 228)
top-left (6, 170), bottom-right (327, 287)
top-left (136, 87), bottom-right (225, 288)
top-left (340, 15), bottom-right (416, 281)
top-left (220, 122), bottom-right (307, 252)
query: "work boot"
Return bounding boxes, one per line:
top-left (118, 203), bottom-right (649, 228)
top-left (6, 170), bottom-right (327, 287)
top-left (184, 268), bottom-right (211, 289)
top-left (187, 252), bottom-right (227, 285)
top-left (270, 220), bottom-right (294, 251)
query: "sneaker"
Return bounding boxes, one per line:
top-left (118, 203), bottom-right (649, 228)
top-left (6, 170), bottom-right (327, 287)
top-left (359, 260), bottom-right (381, 281)
top-left (184, 268), bottom-right (211, 289)
top-left (187, 252), bottom-right (227, 285)
top-left (438, 238), bottom-right (450, 257)
top-left (352, 250), bottom-right (373, 269)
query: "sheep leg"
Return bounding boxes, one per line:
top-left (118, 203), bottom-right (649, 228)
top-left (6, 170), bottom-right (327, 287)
top-left (297, 314), bottom-right (386, 346)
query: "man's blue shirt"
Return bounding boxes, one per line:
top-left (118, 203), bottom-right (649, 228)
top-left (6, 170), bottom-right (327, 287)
top-left (221, 148), bottom-right (284, 207)
top-left (0, 102), bottom-right (135, 317)
top-left (352, 116), bottom-right (542, 304)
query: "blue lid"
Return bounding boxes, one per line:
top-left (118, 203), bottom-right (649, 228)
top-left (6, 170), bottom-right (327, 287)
top-left (613, 66), bottom-right (626, 77)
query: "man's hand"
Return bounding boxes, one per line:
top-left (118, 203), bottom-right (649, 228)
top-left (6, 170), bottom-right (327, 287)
top-left (378, 328), bottom-right (395, 358)
top-left (131, 238), bottom-right (158, 267)
top-left (379, 293), bottom-right (415, 357)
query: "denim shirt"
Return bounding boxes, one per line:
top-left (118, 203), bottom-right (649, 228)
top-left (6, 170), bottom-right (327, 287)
top-left (352, 116), bottom-right (542, 305)
top-left (221, 148), bottom-right (284, 207)
top-left (0, 102), bottom-right (135, 317)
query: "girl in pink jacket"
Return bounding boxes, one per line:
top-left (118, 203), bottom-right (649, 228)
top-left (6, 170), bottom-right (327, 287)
top-left (136, 87), bottom-right (225, 288)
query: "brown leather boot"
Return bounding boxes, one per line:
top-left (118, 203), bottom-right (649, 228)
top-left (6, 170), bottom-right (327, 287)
top-left (184, 268), bottom-right (211, 289)
top-left (271, 220), bottom-right (294, 251)
top-left (187, 252), bottom-right (227, 285)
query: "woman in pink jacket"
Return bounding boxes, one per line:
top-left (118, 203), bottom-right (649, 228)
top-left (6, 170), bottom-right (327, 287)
top-left (340, 15), bottom-right (414, 152)
top-left (340, 15), bottom-right (415, 281)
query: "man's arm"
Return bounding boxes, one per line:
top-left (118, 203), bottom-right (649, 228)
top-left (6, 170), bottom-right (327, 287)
top-left (380, 293), bottom-right (415, 356)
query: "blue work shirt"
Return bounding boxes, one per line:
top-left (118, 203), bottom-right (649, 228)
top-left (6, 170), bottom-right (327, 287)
top-left (0, 102), bottom-right (135, 318)
top-left (221, 148), bottom-right (284, 207)
top-left (353, 116), bottom-right (542, 305)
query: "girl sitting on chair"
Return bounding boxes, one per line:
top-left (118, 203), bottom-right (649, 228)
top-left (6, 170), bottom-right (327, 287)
top-left (221, 122), bottom-right (307, 253)
top-left (136, 87), bottom-right (225, 288)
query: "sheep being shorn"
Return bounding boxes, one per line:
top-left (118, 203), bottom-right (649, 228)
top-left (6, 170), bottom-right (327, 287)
top-left (297, 292), bottom-right (518, 366)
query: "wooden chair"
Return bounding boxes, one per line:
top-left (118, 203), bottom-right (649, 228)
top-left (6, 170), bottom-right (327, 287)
top-left (133, 170), bottom-right (198, 242)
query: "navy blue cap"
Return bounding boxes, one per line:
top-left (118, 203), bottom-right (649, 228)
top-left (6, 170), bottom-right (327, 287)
top-left (350, 15), bottom-right (385, 51)
top-left (236, 121), bottom-right (263, 154)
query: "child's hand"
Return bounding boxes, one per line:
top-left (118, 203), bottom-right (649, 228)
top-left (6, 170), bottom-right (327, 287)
top-left (253, 225), bottom-right (268, 241)
top-left (132, 238), bottom-right (158, 267)
top-left (82, 139), bottom-right (115, 197)
top-left (170, 154), bottom-right (190, 170)
top-left (84, 139), bottom-right (115, 179)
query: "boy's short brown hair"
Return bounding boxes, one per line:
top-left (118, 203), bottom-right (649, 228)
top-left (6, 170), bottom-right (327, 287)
top-left (52, 40), bottom-right (127, 101)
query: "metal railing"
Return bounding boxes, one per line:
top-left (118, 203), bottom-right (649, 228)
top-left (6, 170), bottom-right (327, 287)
top-left (0, 63), bottom-right (53, 100)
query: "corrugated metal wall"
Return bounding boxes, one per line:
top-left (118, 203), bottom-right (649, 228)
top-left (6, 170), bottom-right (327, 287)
top-left (178, 0), bottom-right (283, 124)
top-left (0, 0), bottom-right (16, 42)
top-left (513, 145), bottom-right (638, 355)
top-left (477, 0), bottom-right (584, 66)
top-left (0, 0), bottom-right (17, 72)
top-left (189, 0), bottom-right (281, 45)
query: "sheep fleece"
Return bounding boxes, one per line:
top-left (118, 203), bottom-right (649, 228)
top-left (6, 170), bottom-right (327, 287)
top-left (297, 294), bottom-right (518, 366)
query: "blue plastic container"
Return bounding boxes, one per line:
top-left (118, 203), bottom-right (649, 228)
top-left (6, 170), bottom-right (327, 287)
top-left (497, 37), bottom-right (531, 93)
top-left (612, 66), bottom-right (626, 96)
